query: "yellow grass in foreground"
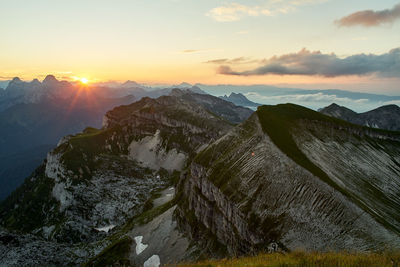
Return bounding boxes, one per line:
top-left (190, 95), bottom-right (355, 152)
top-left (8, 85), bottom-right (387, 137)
top-left (172, 251), bottom-right (400, 267)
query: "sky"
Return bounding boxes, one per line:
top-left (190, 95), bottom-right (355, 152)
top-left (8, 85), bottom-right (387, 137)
top-left (0, 0), bottom-right (399, 94)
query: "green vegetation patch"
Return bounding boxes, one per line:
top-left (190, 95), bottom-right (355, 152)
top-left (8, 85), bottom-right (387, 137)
top-left (57, 126), bottom-right (130, 181)
top-left (84, 236), bottom-right (133, 267)
top-left (122, 198), bottom-right (177, 232)
top-left (257, 104), bottom-right (337, 191)
top-left (172, 251), bottom-right (400, 267)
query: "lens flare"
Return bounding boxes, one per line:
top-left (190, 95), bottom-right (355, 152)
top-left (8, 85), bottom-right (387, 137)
top-left (72, 76), bottom-right (89, 84)
top-left (80, 77), bottom-right (89, 84)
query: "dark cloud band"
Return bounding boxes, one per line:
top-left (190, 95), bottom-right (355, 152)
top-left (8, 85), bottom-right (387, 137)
top-left (218, 48), bottom-right (400, 77)
top-left (336, 4), bottom-right (400, 27)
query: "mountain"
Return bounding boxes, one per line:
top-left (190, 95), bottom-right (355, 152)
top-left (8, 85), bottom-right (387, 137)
top-left (195, 84), bottom-right (400, 112)
top-left (0, 76), bottom-right (215, 201)
top-left (176, 104), bottom-right (400, 254)
top-left (174, 82), bottom-right (193, 89)
top-left (220, 92), bottom-right (261, 108)
top-left (320, 103), bottom-right (400, 131)
top-left (170, 89), bottom-right (253, 124)
top-left (0, 81), bottom-right (9, 90)
top-left (0, 91), bottom-right (248, 265)
top-left (2, 98), bottom-right (400, 265)
top-left (0, 76), bottom-right (77, 111)
top-left (0, 76), bottom-right (137, 200)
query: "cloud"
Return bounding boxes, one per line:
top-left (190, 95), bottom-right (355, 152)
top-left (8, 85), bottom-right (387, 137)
top-left (0, 76), bottom-right (14, 80)
top-left (180, 49), bottom-right (222, 54)
top-left (207, 0), bottom-right (327, 22)
top-left (245, 92), bottom-right (369, 104)
top-left (206, 3), bottom-right (270, 22)
top-left (217, 48), bottom-right (400, 77)
top-left (335, 3), bottom-right (400, 27)
top-left (205, 57), bottom-right (261, 65)
top-left (182, 49), bottom-right (201, 53)
top-left (380, 100), bottom-right (400, 106)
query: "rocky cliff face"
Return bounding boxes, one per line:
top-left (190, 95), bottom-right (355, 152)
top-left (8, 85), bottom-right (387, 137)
top-left (320, 103), bottom-right (400, 131)
top-left (3, 98), bottom-right (400, 266)
top-left (176, 104), bottom-right (400, 255)
top-left (0, 92), bottom-right (239, 265)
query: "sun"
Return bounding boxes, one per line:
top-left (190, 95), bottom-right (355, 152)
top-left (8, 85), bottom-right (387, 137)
top-left (80, 77), bottom-right (89, 84)
top-left (72, 76), bottom-right (90, 85)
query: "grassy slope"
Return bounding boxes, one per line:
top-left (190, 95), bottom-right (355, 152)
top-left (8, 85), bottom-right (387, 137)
top-left (256, 104), bottom-right (400, 234)
top-left (173, 251), bottom-right (400, 267)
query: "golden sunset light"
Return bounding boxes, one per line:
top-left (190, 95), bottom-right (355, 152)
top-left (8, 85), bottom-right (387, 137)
top-left (80, 78), bottom-right (89, 84)
top-left (1, 1), bottom-right (400, 266)
top-left (72, 76), bottom-right (90, 85)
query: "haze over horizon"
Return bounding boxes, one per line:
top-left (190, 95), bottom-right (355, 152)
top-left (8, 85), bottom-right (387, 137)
top-left (1, 0), bottom-right (399, 94)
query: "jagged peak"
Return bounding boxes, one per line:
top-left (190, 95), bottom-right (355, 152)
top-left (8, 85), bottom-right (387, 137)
top-left (5, 77), bottom-right (24, 90)
top-left (121, 80), bottom-right (140, 88)
top-left (11, 77), bottom-right (22, 82)
top-left (229, 92), bottom-right (242, 96)
top-left (30, 78), bottom-right (41, 85)
top-left (319, 103), bottom-right (356, 113)
top-left (42, 75), bottom-right (58, 84)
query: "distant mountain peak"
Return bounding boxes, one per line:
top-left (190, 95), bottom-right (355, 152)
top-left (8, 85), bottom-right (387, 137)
top-left (179, 82), bottom-right (192, 87)
top-left (30, 79), bottom-right (41, 86)
top-left (326, 103), bottom-right (340, 108)
top-left (42, 75), bottom-right (58, 84)
top-left (121, 80), bottom-right (140, 88)
top-left (320, 103), bottom-right (400, 131)
top-left (6, 77), bottom-right (24, 90)
top-left (172, 82), bottom-right (193, 89)
top-left (220, 92), bottom-right (261, 108)
top-left (229, 92), bottom-right (247, 99)
top-left (11, 77), bottom-right (22, 83)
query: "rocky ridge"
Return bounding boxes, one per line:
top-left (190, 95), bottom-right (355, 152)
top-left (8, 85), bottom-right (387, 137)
top-left (176, 104), bottom-right (400, 255)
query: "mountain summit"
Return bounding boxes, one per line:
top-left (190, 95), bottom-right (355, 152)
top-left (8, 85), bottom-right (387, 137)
top-left (220, 92), bottom-right (261, 108)
top-left (42, 74), bottom-right (58, 84)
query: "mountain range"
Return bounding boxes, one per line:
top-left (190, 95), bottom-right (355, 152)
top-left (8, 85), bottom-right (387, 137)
top-left (320, 103), bottom-right (400, 131)
top-left (0, 76), bottom-right (207, 200)
top-left (1, 89), bottom-right (400, 266)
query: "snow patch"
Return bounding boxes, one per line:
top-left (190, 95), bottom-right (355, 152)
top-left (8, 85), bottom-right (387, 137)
top-left (143, 255), bottom-right (160, 267)
top-left (128, 130), bottom-right (187, 171)
top-left (95, 225), bottom-right (115, 233)
top-left (134, 236), bottom-right (148, 255)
